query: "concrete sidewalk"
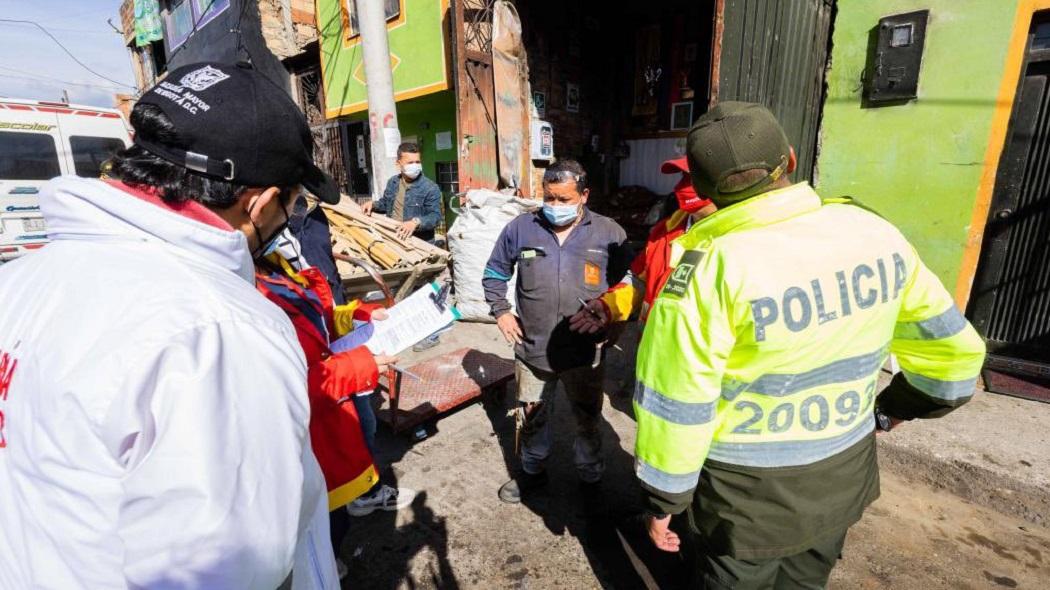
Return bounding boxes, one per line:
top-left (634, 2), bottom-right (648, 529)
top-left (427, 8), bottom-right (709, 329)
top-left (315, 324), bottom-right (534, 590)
top-left (875, 374), bottom-right (1050, 527)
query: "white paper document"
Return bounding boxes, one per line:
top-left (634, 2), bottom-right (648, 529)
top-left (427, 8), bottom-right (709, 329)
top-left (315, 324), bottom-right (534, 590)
top-left (331, 282), bottom-right (459, 357)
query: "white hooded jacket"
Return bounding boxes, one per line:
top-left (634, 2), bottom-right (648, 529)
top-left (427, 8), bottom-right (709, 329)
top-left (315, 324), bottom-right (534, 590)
top-left (0, 177), bottom-right (338, 589)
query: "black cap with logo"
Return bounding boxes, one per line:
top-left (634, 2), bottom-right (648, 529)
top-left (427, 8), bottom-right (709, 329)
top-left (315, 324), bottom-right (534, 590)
top-left (134, 61), bottom-right (340, 204)
top-left (686, 101), bottom-right (791, 207)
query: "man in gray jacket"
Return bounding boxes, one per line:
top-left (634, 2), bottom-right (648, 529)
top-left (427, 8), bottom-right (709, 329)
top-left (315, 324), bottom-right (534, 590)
top-left (483, 159), bottom-right (632, 503)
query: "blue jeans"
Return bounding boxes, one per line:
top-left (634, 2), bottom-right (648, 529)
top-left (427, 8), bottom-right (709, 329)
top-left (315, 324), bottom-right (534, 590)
top-left (352, 393), bottom-right (377, 458)
top-left (352, 393), bottom-right (380, 498)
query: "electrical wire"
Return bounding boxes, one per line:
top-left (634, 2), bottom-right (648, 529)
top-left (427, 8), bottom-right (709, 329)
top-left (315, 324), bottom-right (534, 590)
top-left (0, 65), bottom-right (126, 91)
top-left (0, 22), bottom-right (117, 36)
top-left (0, 18), bottom-right (135, 90)
top-left (0, 72), bottom-right (126, 92)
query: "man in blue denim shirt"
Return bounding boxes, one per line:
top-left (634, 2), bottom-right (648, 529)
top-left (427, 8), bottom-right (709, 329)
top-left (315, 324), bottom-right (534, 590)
top-left (363, 142), bottom-right (443, 243)
top-left (483, 159), bottom-right (631, 504)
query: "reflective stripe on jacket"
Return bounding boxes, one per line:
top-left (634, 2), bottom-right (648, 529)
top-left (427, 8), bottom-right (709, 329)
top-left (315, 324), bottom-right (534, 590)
top-left (634, 183), bottom-right (986, 504)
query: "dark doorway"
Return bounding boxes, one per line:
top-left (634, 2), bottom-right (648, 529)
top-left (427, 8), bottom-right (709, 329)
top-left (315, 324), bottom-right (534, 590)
top-left (968, 13), bottom-right (1050, 366)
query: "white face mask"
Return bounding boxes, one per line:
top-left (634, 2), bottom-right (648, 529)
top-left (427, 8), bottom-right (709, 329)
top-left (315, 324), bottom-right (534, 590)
top-left (402, 163), bottom-right (423, 179)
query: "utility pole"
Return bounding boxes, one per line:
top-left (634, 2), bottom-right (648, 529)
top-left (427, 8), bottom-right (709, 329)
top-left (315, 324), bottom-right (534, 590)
top-left (357, 0), bottom-right (400, 201)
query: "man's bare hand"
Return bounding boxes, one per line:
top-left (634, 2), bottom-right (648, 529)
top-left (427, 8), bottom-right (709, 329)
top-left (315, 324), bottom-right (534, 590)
top-left (397, 219), bottom-right (419, 240)
top-left (569, 300), bottom-right (609, 334)
top-left (361, 200), bottom-right (374, 215)
top-left (373, 354), bottom-right (399, 373)
top-left (371, 308), bottom-right (389, 321)
top-left (496, 313), bottom-right (524, 345)
top-left (647, 515), bottom-right (680, 553)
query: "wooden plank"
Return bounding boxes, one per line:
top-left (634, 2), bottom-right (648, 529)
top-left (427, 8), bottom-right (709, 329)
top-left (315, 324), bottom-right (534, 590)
top-left (395, 265), bottom-right (426, 301)
top-left (464, 49), bottom-right (492, 65)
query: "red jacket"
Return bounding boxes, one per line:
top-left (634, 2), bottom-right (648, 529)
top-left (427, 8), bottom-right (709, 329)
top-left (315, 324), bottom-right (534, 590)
top-left (600, 209), bottom-right (690, 322)
top-left (256, 261), bottom-right (380, 510)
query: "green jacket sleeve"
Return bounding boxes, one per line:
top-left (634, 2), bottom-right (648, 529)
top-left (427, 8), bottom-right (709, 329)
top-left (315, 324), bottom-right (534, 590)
top-left (882, 247), bottom-right (986, 420)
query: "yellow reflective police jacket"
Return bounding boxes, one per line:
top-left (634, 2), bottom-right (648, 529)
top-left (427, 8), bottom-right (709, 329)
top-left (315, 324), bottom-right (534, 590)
top-left (634, 183), bottom-right (986, 501)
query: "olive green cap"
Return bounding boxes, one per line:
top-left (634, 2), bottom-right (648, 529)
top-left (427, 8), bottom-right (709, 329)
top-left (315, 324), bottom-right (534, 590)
top-left (686, 101), bottom-right (791, 207)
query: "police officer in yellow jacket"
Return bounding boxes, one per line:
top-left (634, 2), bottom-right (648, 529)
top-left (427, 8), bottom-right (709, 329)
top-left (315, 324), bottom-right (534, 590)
top-left (634, 102), bottom-right (986, 588)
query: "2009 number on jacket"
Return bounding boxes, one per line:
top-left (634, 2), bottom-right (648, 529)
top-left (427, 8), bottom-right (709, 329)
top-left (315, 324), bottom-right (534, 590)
top-left (731, 380), bottom-right (877, 435)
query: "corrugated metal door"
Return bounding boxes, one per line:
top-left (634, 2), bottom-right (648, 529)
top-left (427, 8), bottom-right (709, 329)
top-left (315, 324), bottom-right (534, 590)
top-left (968, 16), bottom-right (1050, 363)
top-left (714, 0), bottom-right (834, 182)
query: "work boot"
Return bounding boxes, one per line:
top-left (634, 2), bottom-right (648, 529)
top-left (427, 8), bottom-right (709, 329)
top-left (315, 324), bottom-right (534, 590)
top-left (498, 470), bottom-right (548, 504)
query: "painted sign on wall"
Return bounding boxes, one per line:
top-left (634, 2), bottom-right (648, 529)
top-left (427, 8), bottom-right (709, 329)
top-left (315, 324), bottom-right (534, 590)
top-left (318, 0), bottom-right (450, 118)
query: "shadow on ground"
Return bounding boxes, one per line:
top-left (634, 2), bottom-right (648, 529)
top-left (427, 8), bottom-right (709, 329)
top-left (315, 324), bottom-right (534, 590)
top-left (479, 367), bottom-right (692, 589)
top-left (339, 392), bottom-right (460, 589)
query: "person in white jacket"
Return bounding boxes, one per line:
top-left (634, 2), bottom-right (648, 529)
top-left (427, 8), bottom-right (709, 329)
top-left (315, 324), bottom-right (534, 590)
top-left (0, 62), bottom-right (344, 589)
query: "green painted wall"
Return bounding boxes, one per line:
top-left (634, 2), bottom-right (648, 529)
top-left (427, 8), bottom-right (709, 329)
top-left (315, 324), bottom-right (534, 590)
top-left (343, 90), bottom-right (459, 224)
top-left (815, 0), bottom-right (1018, 292)
top-left (343, 90), bottom-right (457, 187)
top-left (317, 0), bottom-right (450, 117)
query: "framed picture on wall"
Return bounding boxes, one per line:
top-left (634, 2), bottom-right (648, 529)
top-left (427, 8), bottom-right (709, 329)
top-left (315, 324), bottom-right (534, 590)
top-left (566, 83), bottom-right (580, 113)
top-left (671, 101), bottom-right (694, 130)
top-left (533, 90), bottom-right (546, 118)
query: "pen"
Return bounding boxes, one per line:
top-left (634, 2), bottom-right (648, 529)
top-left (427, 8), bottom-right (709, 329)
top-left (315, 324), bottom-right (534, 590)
top-left (577, 297), bottom-right (602, 319)
top-left (391, 364), bottom-right (421, 381)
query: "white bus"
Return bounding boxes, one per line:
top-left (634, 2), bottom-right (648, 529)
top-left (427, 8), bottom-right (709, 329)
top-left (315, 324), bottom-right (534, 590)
top-left (0, 99), bottom-right (131, 263)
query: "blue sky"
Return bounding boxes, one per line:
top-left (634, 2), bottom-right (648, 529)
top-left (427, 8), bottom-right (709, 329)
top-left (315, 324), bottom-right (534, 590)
top-left (0, 0), bottom-right (136, 107)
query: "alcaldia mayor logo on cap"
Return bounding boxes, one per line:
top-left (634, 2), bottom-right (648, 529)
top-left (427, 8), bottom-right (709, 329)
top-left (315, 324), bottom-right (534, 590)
top-left (179, 65), bottom-right (230, 91)
top-left (153, 65), bottom-right (229, 114)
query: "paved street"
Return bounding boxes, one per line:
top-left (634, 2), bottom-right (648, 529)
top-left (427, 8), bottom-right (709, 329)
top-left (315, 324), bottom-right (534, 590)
top-left (339, 323), bottom-right (1050, 589)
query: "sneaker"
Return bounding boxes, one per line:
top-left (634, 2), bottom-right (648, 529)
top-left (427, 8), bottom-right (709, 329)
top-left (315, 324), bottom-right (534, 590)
top-left (498, 470), bottom-right (549, 504)
top-left (346, 485), bottom-right (417, 516)
top-left (412, 333), bottom-right (441, 352)
top-left (336, 558), bottom-right (348, 580)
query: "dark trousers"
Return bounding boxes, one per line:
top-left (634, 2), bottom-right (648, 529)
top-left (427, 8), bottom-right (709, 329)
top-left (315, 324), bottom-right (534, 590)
top-left (693, 529), bottom-right (847, 590)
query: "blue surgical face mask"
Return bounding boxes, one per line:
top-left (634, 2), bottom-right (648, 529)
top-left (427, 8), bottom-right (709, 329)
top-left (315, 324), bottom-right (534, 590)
top-left (543, 203), bottom-right (580, 226)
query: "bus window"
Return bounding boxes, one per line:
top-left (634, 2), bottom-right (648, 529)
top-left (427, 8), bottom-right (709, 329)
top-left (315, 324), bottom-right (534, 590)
top-left (70, 136), bottom-right (125, 178)
top-left (0, 131), bottom-right (61, 180)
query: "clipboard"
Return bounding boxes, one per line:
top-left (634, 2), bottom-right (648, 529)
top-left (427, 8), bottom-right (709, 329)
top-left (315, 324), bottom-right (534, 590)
top-left (330, 282), bottom-right (460, 356)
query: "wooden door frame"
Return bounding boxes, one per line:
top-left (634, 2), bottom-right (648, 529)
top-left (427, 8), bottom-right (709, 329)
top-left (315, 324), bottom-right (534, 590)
top-left (450, 0), bottom-right (499, 193)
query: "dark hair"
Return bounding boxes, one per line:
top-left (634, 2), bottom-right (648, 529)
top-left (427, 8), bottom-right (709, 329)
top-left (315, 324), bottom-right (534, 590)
top-left (721, 166), bottom-right (791, 198)
top-left (397, 142), bottom-right (420, 159)
top-left (542, 159), bottom-right (587, 194)
top-left (108, 103), bottom-right (251, 208)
